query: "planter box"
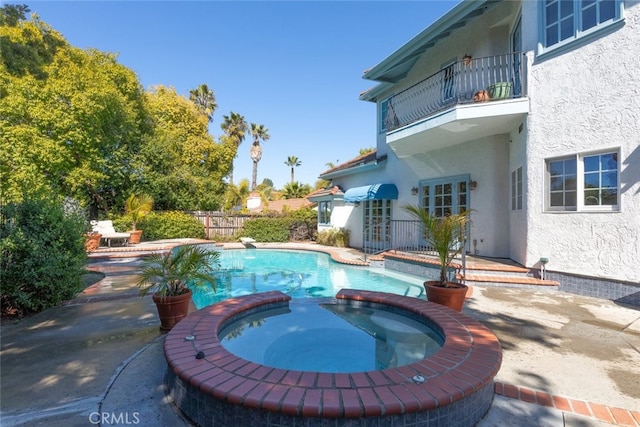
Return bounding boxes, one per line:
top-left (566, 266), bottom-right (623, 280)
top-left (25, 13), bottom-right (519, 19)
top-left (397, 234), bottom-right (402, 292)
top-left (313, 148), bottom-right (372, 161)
top-left (488, 82), bottom-right (512, 100)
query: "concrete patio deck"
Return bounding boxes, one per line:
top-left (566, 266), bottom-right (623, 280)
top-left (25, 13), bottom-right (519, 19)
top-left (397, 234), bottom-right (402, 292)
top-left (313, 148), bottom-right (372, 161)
top-left (1, 240), bottom-right (639, 426)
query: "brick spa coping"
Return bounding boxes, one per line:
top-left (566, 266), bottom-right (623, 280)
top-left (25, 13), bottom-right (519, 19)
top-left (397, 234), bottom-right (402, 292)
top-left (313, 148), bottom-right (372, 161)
top-left (164, 290), bottom-right (502, 426)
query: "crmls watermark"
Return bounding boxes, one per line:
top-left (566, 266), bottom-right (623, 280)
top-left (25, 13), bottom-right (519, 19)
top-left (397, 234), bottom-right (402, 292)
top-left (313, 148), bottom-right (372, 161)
top-left (89, 411), bottom-right (140, 425)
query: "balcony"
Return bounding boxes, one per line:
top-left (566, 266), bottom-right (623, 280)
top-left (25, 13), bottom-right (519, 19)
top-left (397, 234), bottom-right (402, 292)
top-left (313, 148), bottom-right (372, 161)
top-left (385, 53), bottom-right (529, 157)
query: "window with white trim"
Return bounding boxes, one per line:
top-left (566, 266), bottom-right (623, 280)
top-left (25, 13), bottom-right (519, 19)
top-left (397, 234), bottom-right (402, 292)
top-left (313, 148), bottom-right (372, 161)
top-left (545, 151), bottom-right (619, 211)
top-left (543, 0), bottom-right (621, 49)
top-left (318, 201), bottom-right (331, 224)
top-left (511, 167), bottom-right (523, 211)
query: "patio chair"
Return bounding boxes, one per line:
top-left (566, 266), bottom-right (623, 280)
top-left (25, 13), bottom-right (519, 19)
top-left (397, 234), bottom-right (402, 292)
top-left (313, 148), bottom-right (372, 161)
top-left (92, 220), bottom-right (130, 247)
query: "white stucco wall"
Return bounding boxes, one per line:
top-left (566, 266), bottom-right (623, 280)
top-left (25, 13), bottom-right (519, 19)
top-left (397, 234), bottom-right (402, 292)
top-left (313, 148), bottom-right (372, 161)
top-left (400, 136), bottom-right (512, 258)
top-left (509, 124), bottom-right (528, 265)
top-left (336, 135), bottom-right (513, 258)
top-left (525, 1), bottom-right (640, 282)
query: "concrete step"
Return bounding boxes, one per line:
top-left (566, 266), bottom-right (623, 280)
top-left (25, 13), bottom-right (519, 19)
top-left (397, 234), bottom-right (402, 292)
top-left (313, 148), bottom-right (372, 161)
top-left (462, 273), bottom-right (559, 288)
top-left (383, 251), bottom-right (559, 288)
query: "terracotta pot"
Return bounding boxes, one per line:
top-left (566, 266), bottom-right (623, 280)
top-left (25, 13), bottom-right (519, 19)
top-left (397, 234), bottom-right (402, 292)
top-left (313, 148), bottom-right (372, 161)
top-left (84, 233), bottom-right (102, 252)
top-left (128, 230), bottom-right (143, 244)
top-left (152, 289), bottom-right (192, 332)
top-left (473, 90), bottom-right (490, 102)
top-left (424, 280), bottom-right (468, 312)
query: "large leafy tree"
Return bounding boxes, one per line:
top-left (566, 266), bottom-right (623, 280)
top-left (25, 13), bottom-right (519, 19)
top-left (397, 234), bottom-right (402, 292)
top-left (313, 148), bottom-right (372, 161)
top-left (284, 155), bottom-right (301, 183)
top-left (188, 83), bottom-right (216, 123)
top-left (140, 85), bottom-right (233, 210)
top-left (248, 122), bottom-right (270, 191)
top-left (221, 111), bottom-right (247, 184)
top-left (0, 10), bottom-right (150, 214)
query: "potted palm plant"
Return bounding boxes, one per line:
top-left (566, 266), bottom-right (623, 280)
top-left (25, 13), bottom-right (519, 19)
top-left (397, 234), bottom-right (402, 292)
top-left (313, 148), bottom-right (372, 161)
top-left (404, 205), bottom-right (471, 312)
top-left (136, 244), bottom-right (220, 331)
top-left (124, 194), bottom-right (153, 244)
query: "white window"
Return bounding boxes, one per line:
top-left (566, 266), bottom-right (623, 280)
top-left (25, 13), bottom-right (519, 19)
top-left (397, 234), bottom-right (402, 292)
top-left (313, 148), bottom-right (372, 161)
top-left (511, 167), bottom-right (523, 211)
top-left (542, 0), bottom-right (621, 50)
top-left (545, 151), bottom-right (619, 211)
top-left (318, 201), bottom-right (331, 225)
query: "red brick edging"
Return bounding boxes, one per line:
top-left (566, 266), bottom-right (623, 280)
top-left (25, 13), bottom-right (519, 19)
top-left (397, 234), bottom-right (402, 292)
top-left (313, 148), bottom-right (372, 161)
top-left (164, 290), bottom-right (502, 425)
top-left (495, 382), bottom-right (640, 426)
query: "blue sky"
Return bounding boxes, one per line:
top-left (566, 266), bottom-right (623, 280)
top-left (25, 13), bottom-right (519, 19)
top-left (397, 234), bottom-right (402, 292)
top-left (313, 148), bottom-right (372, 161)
top-left (24, 1), bottom-right (456, 189)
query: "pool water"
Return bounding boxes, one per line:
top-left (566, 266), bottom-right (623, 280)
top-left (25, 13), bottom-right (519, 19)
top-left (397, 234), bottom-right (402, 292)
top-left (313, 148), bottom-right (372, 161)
top-left (219, 301), bottom-right (443, 373)
top-left (190, 249), bottom-right (425, 309)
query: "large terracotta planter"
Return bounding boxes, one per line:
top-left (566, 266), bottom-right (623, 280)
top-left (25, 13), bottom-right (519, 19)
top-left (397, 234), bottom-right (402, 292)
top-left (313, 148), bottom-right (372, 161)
top-left (424, 281), bottom-right (468, 312)
top-left (84, 233), bottom-right (102, 252)
top-left (152, 289), bottom-right (192, 332)
top-left (128, 230), bottom-right (143, 244)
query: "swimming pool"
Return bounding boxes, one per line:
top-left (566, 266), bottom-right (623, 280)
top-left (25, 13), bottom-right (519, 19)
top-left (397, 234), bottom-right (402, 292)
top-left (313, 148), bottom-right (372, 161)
top-left (190, 249), bottom-right (425, 308)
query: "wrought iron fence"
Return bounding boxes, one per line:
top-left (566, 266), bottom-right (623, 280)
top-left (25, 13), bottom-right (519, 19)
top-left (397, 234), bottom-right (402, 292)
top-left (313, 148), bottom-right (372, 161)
top-left (363, 220), bottom-right (438, 257)
top-left (363, 219), bottom-right (466, 262)
top-left (385, 52), bottom-right (525, 131)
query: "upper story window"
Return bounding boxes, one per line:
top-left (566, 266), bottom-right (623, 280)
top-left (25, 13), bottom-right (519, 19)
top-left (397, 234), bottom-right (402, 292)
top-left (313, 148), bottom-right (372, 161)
top-left (545, 150), bottom-right (619, 212)
top-left (543, 0), bottom-right (621, 49)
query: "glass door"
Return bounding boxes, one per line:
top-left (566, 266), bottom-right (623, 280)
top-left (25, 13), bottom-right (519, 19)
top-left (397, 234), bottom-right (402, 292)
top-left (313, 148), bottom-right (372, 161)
top-left (419, 175), bottom-right (470, 251)
top-left (441, 62), bottom-right (456, 105)
top-left (512, 16), bottom-right (522, 96)
top-left (363, 199), bottom-right (392, 254)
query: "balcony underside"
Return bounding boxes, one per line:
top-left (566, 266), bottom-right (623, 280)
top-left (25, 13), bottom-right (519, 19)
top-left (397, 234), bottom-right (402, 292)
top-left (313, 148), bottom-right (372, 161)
top-left (387, 98), bottom-right (529, 158)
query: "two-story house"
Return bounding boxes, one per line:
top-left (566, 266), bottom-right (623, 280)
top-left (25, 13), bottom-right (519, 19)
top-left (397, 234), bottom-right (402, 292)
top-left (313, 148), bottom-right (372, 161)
top-left (313, 0), bottom-right (639, 304)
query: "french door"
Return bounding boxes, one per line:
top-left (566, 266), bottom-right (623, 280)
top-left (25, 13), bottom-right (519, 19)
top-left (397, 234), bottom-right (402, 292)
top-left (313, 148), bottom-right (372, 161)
top-left (512, 16), bottom-right (522, 96)
top-left (419, 175), bottom-right (470, 250)
top-left (363, 199), bottom-right (392, 253)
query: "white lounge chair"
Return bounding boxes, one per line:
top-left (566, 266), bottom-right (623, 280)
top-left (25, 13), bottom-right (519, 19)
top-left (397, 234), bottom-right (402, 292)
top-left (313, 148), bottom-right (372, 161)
top-left (92, 220), bottom-right (130, 247)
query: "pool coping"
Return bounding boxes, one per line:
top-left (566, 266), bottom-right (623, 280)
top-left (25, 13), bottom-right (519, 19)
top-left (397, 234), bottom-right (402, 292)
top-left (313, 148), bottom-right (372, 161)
top-left (164, 289), bottom-right (502, 421)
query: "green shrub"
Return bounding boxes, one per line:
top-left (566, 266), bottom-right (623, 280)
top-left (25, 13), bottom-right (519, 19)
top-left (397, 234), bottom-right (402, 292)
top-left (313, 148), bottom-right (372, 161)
top-left (241, 217), bottom-right (290, 242)
top-left (0, 198), bottom-right (87, 316)
top-left (316, 228), bottom-right (350, 247)
top-left (137, 211), bottom-right (206, 240)
top-left (240, 208), bottom-right (317, 242)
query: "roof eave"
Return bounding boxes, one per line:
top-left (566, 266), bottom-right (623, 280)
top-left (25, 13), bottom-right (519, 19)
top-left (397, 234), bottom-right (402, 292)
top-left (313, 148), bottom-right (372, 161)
top-left (319, 156), bottom-right (387, 180)
top-left (362, 0), bottom-right (493, 83)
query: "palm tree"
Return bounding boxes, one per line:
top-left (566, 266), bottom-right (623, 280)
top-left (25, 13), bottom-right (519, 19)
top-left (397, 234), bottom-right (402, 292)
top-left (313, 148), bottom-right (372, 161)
top-left (404, 205), bottom-right (471, 286)
top-left (221, 111), bottom-right (248, 184)
top-left (223, 179), bottom-right (251, 211)
top-left (248, 123), bottom-right (270, 191)
top-left (325, 159), bottom-right (339, 169)
top-left (189, 84), bottom-right (217, 123)
top-left (284, 156), bottom-right (302, 183)
top-left (282, 181), bottom-right (312, 199)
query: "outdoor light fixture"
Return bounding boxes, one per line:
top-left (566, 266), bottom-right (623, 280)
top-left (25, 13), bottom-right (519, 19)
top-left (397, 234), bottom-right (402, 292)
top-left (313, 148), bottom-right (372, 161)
top-left (469, 180), bottom-right (477, 190)
top-left (411, 186), bottom-right (419, 195)
top-left (540, 257), bottom-right (549, 280)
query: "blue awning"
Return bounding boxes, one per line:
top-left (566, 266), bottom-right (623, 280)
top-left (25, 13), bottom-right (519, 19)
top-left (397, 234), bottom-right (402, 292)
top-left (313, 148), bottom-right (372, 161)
top-left (343, 183), bottom-right (398, 203)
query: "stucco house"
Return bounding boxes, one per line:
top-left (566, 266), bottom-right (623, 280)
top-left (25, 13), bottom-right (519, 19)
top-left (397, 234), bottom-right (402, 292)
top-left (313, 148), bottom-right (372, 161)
top-left (317, 0), bottom-right (640, 304)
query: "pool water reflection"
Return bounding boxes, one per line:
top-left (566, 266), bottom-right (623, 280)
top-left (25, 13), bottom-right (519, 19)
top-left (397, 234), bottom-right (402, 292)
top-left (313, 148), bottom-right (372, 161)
top-left (191, 249), bottom-right (425, 308)
top-left (219, 301), bottom-right (443, 373)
